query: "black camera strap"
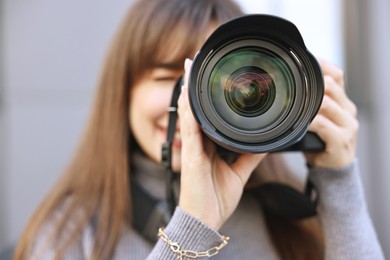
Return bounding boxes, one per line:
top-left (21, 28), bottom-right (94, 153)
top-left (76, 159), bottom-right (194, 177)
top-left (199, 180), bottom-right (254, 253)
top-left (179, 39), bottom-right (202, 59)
top-left (161, 76), bottom-right (183, 216)
top-left (252, 180), bottom-right (318, 220)
top-left (131, 176), bottom-right (171, 243)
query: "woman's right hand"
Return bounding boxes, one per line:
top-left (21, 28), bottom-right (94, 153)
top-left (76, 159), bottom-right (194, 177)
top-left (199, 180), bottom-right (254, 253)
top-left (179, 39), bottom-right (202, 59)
top-left (177, 59), bottom-right (267, 230)
top-left (305, 60), bottom-right (358, 169)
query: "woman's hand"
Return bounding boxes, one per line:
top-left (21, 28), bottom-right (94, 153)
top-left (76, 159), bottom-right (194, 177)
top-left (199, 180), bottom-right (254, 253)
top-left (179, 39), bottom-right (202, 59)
top-left (177, 59), bottom-right (267, 230)
top-left (305, 60), bottom-right (359, 169)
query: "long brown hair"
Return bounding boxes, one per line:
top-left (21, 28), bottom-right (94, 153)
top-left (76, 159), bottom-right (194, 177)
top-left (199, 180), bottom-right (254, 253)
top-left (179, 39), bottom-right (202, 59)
top-left (14, 0), bottom-right (323, 259)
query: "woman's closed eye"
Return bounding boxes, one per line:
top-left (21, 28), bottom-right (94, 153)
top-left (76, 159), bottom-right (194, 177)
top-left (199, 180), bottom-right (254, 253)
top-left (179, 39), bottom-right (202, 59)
top-left (151, 67), bottom-right (182, 83)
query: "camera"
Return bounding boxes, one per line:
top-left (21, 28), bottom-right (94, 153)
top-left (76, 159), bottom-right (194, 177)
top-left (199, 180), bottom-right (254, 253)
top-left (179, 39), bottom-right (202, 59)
top-left (189, 15), bottom-right (324, 153)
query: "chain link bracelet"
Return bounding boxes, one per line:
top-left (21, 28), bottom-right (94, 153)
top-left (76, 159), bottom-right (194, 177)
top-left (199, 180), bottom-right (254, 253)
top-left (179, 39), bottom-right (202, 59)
top-left (157, 228), bottom-right (230, 259)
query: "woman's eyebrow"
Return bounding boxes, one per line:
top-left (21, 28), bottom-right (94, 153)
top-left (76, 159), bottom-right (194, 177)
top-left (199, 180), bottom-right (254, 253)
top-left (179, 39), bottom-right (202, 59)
top-left (154, 62), bottom-right (183, 71)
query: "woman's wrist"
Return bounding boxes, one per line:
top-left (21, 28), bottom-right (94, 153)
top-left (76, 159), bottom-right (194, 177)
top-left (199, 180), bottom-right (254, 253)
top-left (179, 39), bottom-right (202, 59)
top-left (163, 207), bottom-right (226, 247)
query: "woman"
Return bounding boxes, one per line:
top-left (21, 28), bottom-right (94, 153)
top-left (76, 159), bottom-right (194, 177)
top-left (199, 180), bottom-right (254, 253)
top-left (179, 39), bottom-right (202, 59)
top-left (14, 0), bottom-right (384, 259)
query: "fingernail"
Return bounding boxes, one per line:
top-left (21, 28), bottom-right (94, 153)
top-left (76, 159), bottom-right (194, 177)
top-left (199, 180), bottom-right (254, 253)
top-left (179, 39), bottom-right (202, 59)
top-left (184, 58), bottom-right (191, 70)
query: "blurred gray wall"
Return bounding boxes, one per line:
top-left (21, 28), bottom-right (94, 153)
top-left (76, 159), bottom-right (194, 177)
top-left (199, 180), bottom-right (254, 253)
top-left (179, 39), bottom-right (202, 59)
top-left (1, 0), bottom-right (7, 249)
top-left (0, 0), bottom-right (133, 251)
top-left (344, 0), bottom-right (390, 257)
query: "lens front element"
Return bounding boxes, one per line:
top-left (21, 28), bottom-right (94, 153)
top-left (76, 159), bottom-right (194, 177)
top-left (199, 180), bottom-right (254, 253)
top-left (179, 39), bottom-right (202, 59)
top-left (209, 47), bottom-right (296, 132)
top-left (225, 66), bottom-right (276, 117)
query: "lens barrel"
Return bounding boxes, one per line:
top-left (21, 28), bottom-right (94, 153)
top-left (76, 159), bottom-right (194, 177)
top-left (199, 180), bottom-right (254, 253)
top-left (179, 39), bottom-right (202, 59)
top-left (189, 15), bottom-right (324, 153)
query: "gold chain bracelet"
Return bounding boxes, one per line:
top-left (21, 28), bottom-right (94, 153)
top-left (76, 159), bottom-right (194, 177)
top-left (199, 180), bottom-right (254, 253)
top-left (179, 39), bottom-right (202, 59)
top-left (157, 228), bottom-right (230, 259)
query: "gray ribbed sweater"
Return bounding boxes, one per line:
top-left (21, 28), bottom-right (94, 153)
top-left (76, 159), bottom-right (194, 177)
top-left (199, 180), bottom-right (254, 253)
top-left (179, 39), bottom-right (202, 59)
top-left (32, 159), bottom-right (384, 259)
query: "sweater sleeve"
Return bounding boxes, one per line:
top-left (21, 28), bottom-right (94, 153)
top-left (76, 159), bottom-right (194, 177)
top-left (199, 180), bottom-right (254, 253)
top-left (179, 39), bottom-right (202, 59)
top-left (146, 207), bottom-right (226, 260)
top-left (309, 159), bottom-right (385, 260)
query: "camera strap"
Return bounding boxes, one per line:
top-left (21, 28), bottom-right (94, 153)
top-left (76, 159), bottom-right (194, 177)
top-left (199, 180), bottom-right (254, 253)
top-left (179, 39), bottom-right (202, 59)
top-left (131, 176), bottom-right (171, 243)
top-left (161, 76), bottom-right (183, 216)
top-left (252, 180), bottom-right (318, 220)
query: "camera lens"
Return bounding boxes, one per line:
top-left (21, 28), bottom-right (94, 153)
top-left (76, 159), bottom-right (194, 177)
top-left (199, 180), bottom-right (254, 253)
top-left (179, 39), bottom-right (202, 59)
top-left (189, 15), bottom-right (324, 153)
top-left (225, 66), bottom-right (275, 117)
top-left (209, 48), bottom-right (294, 132)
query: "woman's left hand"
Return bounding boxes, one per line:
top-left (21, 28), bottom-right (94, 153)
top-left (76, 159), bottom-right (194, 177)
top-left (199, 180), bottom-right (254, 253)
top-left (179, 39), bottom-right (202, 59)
top-left (305, 60), bottom-right (359, 169)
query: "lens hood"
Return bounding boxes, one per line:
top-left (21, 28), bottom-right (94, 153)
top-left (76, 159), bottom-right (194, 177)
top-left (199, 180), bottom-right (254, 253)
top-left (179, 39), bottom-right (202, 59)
top-left (189, 15), bottom-right (324, 153)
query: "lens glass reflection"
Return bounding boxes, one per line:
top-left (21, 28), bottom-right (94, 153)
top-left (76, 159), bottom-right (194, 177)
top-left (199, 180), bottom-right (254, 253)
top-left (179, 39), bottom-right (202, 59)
top-left (225, 66), bottom-right (275, 117)
top-left (210, 48), bottom-right (295, 131)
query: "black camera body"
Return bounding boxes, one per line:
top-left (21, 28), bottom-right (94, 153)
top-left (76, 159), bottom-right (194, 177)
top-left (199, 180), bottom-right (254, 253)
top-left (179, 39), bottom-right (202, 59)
top-left (189, 15), bottom-right (324, 153)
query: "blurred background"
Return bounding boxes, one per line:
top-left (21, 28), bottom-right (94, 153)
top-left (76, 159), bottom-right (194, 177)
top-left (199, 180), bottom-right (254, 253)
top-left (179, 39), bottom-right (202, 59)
top-left (0, 0), bottom-right (389, 258)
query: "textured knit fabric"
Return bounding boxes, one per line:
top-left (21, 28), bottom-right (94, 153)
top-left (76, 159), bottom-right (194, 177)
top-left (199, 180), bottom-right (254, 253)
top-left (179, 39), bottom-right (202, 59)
top-left (31, 157), bottom-right (385, 259)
